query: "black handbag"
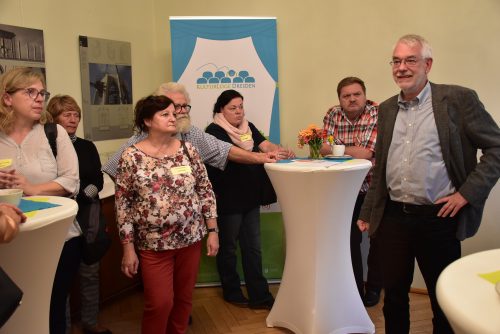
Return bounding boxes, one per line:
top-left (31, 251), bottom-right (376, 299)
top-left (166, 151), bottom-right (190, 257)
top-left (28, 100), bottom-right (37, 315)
top-left (76, 199), bottom-right (112, 265)
top-left (0, 266), bottom-right (23, 328)
top-left (260, 166), bottom-right (277, 206)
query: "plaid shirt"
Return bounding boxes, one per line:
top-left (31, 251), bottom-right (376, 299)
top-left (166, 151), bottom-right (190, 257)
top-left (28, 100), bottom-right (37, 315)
top-left (322, 100), bottom-right (378, 193)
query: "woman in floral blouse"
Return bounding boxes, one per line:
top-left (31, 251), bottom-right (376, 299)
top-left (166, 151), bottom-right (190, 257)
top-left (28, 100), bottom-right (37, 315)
top-left (115, 95), bottom-right (219, 334)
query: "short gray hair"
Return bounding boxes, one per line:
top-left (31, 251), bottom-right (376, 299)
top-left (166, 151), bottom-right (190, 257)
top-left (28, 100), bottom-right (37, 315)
top-left (396, 34), bottom-right (433, 59)
top-left (155, 82), bottom-right (190, 104)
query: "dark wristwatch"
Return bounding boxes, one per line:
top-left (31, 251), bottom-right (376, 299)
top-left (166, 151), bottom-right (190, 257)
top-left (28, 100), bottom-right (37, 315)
top-left (207, 227), bottom-right (219, 233)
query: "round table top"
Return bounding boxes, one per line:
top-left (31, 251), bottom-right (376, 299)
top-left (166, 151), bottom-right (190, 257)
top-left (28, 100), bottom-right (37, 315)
top-left (265, 158), bottom-right (372, 173)
top-left (437, 248), bottom-right (500, 334)
top-left (19, 196), bottom-right (78, 232)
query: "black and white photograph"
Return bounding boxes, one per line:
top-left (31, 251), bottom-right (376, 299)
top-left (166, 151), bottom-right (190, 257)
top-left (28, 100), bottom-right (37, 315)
top-left (0, 23), bottom-right (45, 76)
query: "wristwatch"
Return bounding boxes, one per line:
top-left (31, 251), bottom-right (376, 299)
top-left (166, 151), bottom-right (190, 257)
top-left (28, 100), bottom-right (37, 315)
top-left (207, 227), bottom-right (219, 233)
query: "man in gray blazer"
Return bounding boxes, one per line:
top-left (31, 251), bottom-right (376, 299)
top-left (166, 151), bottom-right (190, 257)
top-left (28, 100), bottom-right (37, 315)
top-left (357, 34), bottom-right (500, 334)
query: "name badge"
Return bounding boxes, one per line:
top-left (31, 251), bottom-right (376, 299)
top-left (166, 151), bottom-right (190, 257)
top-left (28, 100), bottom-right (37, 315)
top-left (0, 159), bottom-right (13, 169)
top-left (240, 134), bottom-right (252, 142)
top-left (171, 165), bottom-right (192, 175)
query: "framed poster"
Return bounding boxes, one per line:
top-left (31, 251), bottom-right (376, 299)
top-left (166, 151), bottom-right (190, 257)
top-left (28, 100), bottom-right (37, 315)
top-left (0, 24), bottom-right (46, 78)
top-left (79, 36), bottom-right (133, 141)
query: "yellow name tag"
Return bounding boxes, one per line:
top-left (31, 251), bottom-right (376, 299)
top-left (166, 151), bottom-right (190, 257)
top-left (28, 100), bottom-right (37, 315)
top-left (0, 159), bottom-right (13, 169)
top-left (240, 134), bottom-right (252, 142)
top-left (171, 166), bottom-right (192, 175)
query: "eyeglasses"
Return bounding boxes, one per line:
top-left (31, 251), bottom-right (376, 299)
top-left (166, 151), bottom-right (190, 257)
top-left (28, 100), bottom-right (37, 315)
top-left (389, 57), bottom-right (421, 68)
top-left (174, 104), bottom-right (191, 112)
top-left (8, 87), bottom-right (51, 102)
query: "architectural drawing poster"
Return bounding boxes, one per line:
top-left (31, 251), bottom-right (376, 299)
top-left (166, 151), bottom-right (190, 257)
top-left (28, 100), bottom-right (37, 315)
top-left (79, 36), bottom-right (133, 141)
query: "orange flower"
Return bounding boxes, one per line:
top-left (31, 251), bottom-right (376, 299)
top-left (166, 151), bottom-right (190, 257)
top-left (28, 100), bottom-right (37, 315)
top-left (297, 124), bottom-right (326, 148)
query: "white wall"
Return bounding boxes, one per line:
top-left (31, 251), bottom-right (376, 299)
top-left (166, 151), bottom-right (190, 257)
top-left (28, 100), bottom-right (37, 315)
top-left (155, 0), bottom-right (500, 289)
top-left (1, 0), bottom-right (160, 160)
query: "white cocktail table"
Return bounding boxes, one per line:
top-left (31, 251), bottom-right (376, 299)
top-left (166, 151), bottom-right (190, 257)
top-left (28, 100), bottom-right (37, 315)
top-left (265, 159), bottom-right (374, 334)
top-left (437, 248), bottom-right (500, 334)
top-left (0, 196), bottom-right (78, 333)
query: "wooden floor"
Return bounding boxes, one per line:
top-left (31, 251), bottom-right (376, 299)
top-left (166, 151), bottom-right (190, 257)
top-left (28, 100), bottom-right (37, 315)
top-left (70, 284), bottom-right (433, 333)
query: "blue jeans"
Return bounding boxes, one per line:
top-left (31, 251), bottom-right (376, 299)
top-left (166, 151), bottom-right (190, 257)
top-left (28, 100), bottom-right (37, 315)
top-left (216, 206), bottom-right (273, 305)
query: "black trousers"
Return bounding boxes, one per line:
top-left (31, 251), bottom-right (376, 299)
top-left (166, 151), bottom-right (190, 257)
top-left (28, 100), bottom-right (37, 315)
top-left (216, 206), bottom-right (273, 306)
top-left (50, 236), bottom-right (82, 334)
top-left (350, 193), bottom-right (383, 297)
top-left (378, 201), bottom-right (460, 334)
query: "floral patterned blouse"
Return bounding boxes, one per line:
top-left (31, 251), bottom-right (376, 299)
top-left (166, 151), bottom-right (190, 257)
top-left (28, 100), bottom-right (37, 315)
top-left (115, 141), bottom-right (217, 251)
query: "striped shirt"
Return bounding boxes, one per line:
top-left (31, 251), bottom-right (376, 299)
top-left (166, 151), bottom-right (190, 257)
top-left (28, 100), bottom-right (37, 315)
top-left (322, 100), bottom-right (378, 193)
top-left (102, 125), bottom-right (231, 179)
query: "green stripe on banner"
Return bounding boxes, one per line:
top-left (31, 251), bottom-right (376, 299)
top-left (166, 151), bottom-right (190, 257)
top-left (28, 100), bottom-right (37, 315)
top-left (196, 212), bottom-right (285, 284)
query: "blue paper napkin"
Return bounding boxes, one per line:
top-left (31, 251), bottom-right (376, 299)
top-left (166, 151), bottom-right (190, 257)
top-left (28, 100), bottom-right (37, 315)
top-left (19, 198), bottom-right (61, 213)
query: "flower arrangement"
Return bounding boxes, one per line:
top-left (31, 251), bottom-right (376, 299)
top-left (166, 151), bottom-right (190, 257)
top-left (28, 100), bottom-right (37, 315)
top-left (297, 124), bottom-right (327, 159)
top-left (297, 124), bottom-right (326, 148)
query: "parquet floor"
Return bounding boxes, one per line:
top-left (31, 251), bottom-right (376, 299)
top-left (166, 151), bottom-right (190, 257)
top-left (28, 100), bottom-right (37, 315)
top-left (70, 284), bottom-right (433, 333)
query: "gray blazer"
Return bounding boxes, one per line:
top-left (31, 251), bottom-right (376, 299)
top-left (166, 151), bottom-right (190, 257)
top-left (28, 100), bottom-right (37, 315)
top-left (359, 83), bottom-right (500, 240)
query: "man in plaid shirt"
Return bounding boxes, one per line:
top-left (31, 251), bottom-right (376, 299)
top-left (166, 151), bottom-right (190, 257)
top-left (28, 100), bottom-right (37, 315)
top-left (320, 76), bottom-right (382, 307)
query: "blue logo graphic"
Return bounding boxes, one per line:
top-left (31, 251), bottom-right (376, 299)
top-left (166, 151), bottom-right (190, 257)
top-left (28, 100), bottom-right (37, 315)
top-left (196, 64), bottom-right (256, 89)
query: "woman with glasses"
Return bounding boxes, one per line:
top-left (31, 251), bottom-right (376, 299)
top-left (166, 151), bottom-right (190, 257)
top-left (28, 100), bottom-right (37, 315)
top-left (0, 67), bottom-right (80, 334)
top-left (205, 89), bottom-right (294, 309)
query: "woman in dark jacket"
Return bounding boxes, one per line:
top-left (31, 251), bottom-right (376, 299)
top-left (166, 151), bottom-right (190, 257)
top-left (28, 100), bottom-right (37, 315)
top-left (47, 95), bottom-right (111, 334)
top-left (205, 89), bottom-right (294, 309)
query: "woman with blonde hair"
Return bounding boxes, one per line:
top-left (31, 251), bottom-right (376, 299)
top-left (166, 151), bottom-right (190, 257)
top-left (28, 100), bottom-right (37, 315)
top-left (0, 67), bottom-right (80, 334)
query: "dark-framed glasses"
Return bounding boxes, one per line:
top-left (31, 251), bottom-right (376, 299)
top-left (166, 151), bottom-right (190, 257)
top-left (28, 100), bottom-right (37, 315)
top-left (8, 87), bottom-right (51, 102)
top-left (174, 104), bottom-right (191, 112)
top-left (389, 57), bottom-right (420, 68)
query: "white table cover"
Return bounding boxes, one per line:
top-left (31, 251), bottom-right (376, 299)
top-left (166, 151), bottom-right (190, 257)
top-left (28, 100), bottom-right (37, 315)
top-left (265, 159), bottom-right (374, 334)
top-left (0, 196), bottom-right (78, 333)
top-left (437, 248), bottom-right (500, 334)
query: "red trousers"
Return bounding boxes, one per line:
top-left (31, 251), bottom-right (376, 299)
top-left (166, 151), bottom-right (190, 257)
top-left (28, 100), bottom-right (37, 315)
top-left (139, 241), bottom-right (201, 334)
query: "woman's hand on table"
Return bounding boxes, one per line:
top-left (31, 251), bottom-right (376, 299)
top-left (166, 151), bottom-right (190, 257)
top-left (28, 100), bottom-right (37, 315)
top-left (121, 243), bottom-right (139, 278)
top-left (277, 146), bottom-right (296, 160)
top-left (259, 151), bottom-right (277, 163)
top-left (0, 203), bottom-right (26, 224)
top-left (0, 204), bottom-right (26, 243)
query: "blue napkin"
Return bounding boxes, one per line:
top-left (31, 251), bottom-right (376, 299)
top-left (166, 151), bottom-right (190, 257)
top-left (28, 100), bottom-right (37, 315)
top-left (19, 198), bottom-right (61, 213)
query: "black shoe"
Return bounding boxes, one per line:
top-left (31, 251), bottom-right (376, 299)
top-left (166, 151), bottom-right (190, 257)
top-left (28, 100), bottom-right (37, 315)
top-left (224, 296), bottom-right (249, 308)
top-left (249, 298), bottom-right (274, 310)
top-left (363, 290), bottom-right (381, 307)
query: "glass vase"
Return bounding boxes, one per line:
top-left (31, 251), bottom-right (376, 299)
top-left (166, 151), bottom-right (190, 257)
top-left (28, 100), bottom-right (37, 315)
top-left (308, 142), bottom-right (322, 159)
